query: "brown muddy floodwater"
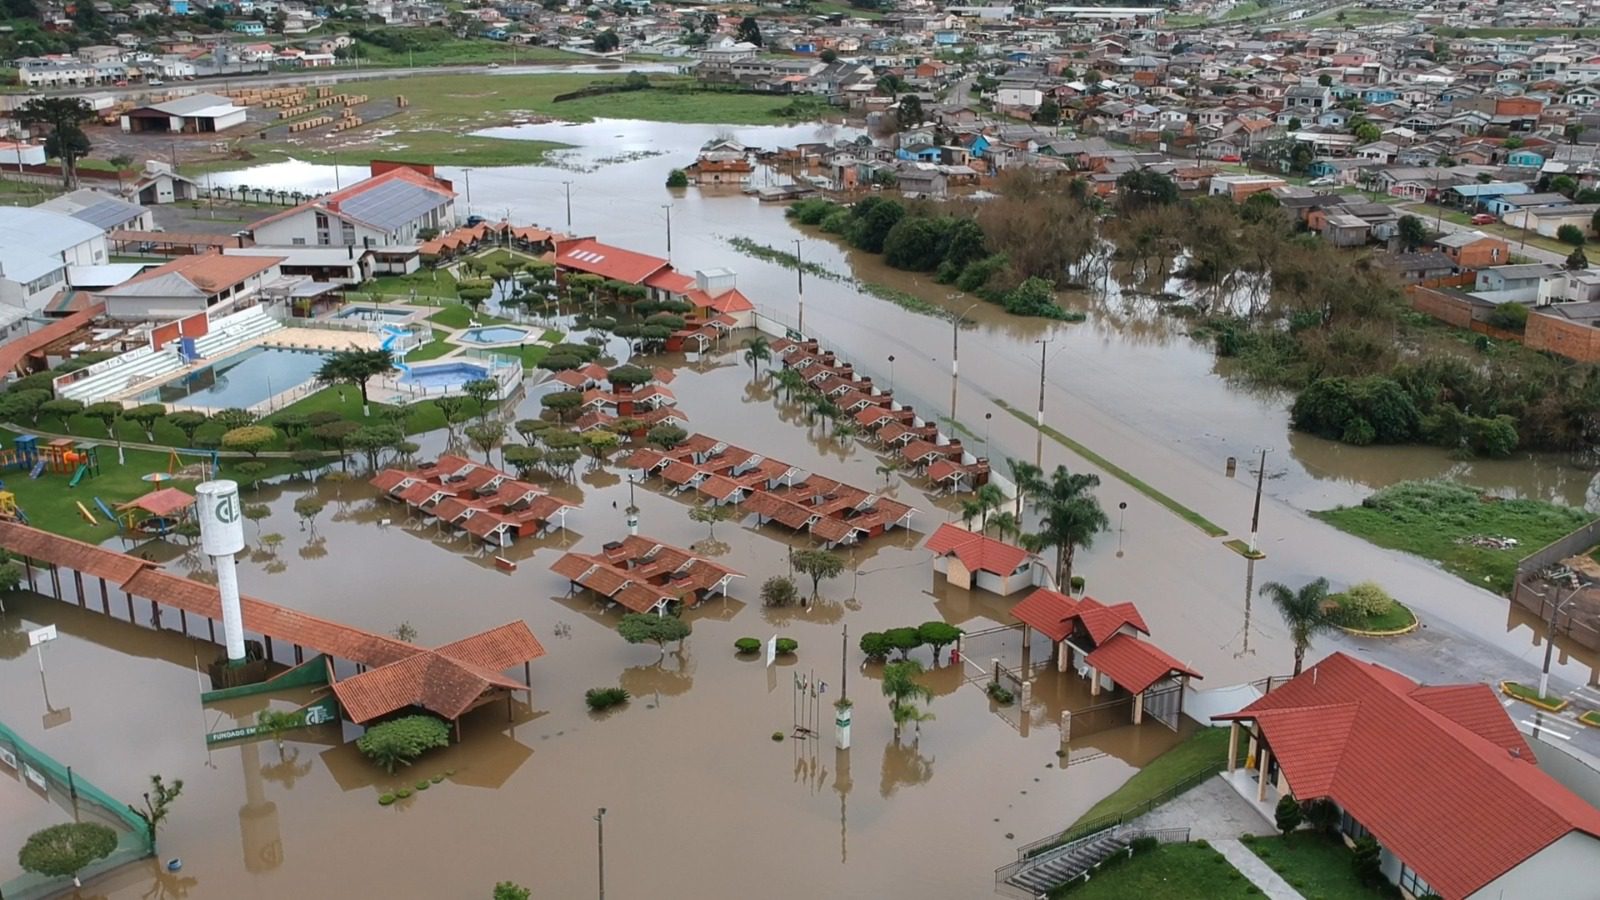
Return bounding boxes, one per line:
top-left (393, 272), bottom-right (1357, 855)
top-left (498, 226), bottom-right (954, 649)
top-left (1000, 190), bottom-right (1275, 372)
top-left (1, 352), bottom-right (1221, 899)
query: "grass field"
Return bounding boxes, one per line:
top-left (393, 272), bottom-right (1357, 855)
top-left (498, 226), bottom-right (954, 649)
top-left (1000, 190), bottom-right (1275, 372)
top-left (0, 428), bottom-right (298, 543)
top-left (1313, 480), bottom-right (1589, 596)
top-left (1070, 728), bottom-right (1235, 829)
top-left (1048, 841), bottom-right (1256, 900)
top-left (350, 29), bottom-right (584, 68)
top-left (1241, 833), bottom-right (1396, 899)
top-left (182, 134), bottom-right (572, 175)
top-left (367, 268), bottom-right (461, 301)
top-left (405, 330), bottom-right (457, 362)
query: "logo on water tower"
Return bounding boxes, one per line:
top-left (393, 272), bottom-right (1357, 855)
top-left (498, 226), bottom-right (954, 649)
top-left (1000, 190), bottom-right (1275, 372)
top-left (215, 492), bottom-right (239, 524)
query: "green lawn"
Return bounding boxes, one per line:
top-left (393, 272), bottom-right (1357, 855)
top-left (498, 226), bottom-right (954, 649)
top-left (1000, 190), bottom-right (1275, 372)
top-left (1330, 594), bottom-right (1417, 632)
top-left (350, 28), bottom-right (585, 67)
top-left (0, 427), bottom-right (297, 543)
top-left (366, 268), bottom-right (460, 301)
top-left (427, 303), bottom-right (512, 329)
top-left (1241, 833), bottom-right (1396, 899)
top-left (1049, 841), bottom-right (1256, 900)
top-left (1313, 480), bottom-right (1589, 596)
top-left (405, 330), bottom-right (457, 362)
top-left (1070, 727), bottom-right (1235, 829)
top-left (263, 385), bottom-right (490, 436)
top-left (1501, 681), bottom-right (1568, 710)
top-left (488, 343), bottom-right (549, 370)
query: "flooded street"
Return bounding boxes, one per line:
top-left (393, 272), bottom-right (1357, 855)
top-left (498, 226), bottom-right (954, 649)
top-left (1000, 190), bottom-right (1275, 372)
top-left (5, 87), bottom-right (1594, 897)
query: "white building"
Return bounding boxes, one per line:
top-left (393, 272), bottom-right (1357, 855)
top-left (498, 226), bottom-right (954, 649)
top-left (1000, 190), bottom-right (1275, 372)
top-left (120, 93), bottom-right (247, 134)
top-left (0, 207), bottom-right (109, 332)
top-left (97, 252), bottom-right (284, 320)
top-left (36, 189), bottom-right (155, 233)
top-left (249, 166), bottom-right (456, 257)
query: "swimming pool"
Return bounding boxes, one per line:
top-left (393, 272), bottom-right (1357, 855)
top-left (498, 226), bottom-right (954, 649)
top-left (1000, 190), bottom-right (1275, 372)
top-left (400, 362), bottom-right (491, 392)
top-left (458, 325), bottom-right (532, 345)
top-left (333, 305), bottom-right (414, 322)
top-left (139, 346), bottom-right (330, 409)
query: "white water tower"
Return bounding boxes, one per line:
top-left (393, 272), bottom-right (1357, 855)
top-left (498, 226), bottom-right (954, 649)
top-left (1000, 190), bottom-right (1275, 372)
top-left (196, 480), bottom-right (247, 665)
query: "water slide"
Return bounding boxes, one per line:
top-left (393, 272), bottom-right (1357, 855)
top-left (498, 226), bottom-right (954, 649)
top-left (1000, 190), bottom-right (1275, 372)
top-left (381, 325), bottom-right (413, 378)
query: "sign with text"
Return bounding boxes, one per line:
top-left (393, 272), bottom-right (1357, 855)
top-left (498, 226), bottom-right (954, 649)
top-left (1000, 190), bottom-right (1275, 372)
top-left (204, 695), bottom-right (339, 746)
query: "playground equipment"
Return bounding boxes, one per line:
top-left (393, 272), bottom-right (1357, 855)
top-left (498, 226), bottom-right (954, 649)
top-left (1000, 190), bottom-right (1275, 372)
top-left (168, 447), bottom-right (221, 479)
top-left (0, 490), bottom-right (28, 525)
top-left (75, 500), bottom-right (97, 525)
top-left (14, 437), bottom-right (102, 484)
top-left (94, 497), bottom-right (121, 533)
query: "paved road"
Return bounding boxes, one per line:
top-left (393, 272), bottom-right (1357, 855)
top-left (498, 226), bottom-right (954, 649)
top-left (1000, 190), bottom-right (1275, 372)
top-left (1397, 202), bottom-right (1566, 266)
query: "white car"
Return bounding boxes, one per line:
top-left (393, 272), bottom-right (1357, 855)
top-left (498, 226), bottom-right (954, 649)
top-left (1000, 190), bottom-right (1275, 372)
top-left (149, 78), bottom-right (165, 86)
top-left (487, 63), bottom-right (500, 69)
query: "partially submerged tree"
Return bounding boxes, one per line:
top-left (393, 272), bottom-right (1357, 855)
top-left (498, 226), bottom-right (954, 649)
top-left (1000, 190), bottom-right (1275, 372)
top-left (17, 822), bottom-right (118, 886)
top-left (129, 774), bottom-right (184, 847)
top-left (356, 714), bottom-right (451, 774)
top-left (792, 548), bottom-right (844, 599)
top-left (916, 621), bottom-right (961, 664)
top-left (760, 575), bottom-right (799, 607)
top-left (688, 503), bottom-right (734, 538)
top-left (881, 659), bottom-right (934, 740)
top-left (617, 611), bottom-right (691, 656)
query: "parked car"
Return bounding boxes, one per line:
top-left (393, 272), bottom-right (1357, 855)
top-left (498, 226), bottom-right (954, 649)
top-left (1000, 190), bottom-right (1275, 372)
top-left (1470, 213), bottom-right (1497, 225)
top-left (487, 62), bottom-right (500, 69)
top-left (113, 79), bottom-right (129, 87)
top-left (148, 78), bottom-right (165, 86)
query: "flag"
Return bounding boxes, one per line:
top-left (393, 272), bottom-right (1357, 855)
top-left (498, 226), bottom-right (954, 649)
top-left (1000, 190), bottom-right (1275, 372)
top-left (794, 673), bottom-right (802, 690)
top-left (819, 681), bottom-right (827, 695)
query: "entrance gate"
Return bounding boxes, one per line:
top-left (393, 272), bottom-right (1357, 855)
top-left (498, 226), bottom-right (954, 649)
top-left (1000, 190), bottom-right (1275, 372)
top-left (1144, 678), bottom-right (1184, 731)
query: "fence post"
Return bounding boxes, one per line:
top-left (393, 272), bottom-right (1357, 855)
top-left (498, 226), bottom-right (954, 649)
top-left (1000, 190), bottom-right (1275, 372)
top-left (1060, 710), bottom-right (1071, 743)
top-left (992, 658), bottom-right (1001, 685)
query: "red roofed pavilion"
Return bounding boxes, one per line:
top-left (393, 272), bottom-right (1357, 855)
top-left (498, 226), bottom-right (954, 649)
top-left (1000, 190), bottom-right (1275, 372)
top-left (923, 523), bottom-right (1040, 596)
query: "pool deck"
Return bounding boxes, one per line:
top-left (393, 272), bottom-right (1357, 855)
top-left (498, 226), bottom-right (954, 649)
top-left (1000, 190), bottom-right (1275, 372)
top-left (107, 328), bottom-right (377, 414)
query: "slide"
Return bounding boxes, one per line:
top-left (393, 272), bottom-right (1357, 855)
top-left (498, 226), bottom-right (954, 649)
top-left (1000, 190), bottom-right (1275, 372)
top-left (68, 464), bottom-right (88, 487)
top-left (15, 509), bottom-right (27, 525)
top-left (94, 497), bottom-right (121, 532)
top-left (28, 461), bottom-right (44, 479)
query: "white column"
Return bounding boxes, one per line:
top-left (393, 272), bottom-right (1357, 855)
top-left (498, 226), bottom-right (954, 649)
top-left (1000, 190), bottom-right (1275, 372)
top-left (215, 552), bottom-right (246, 663)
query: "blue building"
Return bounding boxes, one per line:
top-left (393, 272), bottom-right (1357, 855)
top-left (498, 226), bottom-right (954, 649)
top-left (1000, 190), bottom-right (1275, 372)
top-left (232, 19), bottom-right (265, 34)
top-left (1362, 87), bottom-right (1398, 104)
top-left (1507, 148), bottom-right (1546, 168)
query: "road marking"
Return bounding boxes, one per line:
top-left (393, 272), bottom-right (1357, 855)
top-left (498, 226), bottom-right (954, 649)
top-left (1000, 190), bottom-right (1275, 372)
top-left (1522, 719), bottom-right (1576, 740)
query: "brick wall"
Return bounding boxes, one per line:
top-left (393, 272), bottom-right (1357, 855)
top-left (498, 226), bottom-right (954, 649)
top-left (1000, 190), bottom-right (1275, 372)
top-left (1526, 312), bottom-right (1600, 362)
top-left (1407, 285), bottom-right (1474, 327)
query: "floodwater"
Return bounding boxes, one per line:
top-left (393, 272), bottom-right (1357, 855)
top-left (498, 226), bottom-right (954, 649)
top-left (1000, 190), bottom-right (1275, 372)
top-left (9, 88), bottom-right (1591, 896)
top-left (1, 355), bottom-right (1214, 899)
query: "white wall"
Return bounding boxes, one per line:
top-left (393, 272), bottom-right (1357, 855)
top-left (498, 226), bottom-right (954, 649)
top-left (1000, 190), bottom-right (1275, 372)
top-left (1469, 832), bottom-right (1600, 899)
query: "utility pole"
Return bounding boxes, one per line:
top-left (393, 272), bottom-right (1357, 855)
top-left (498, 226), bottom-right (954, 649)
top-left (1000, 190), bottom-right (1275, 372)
top-left (661, 202), bottom-right (672, 261)
top-left (1034, 337), bottom-right (1051, 427)
top-left (840, 624), bottom-right (848, 703)
top-left (595, 807), bottom-right (607, 900)
top-left (463, 169), bottom-right (472, 218)
top-left (1248, 447), bottom-right (1270, 556)
top-left (794, 238), bottom-right (805, 334)
top-left (563, 180), bottom-right (573, 229)
top-left (1539, 583), bottom-right (1582, 700)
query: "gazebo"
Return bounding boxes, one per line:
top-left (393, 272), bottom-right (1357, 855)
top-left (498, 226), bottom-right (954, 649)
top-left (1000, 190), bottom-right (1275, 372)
top-left (117, 488), bottom-right (196, 535)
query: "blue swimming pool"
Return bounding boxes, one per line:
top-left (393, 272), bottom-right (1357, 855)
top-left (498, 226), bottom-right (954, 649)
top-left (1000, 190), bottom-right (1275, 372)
top-left (458, 325), bottom-right (531, 344)
top-left (333, 305), bottom-right (413, 322)
top-left (139, 346), bottom-right (330, 409)
top-left (401, 362), bottom-right (490, 392)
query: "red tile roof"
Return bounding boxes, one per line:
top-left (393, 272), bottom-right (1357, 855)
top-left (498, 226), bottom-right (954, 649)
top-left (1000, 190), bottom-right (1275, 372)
top-left (116, 488), bottom-right (195, 518)
top-left (1083, 632), bottom-right (1200, 694)
top-left (0, 304), bottom-right (103, 376)
top-left (1215, 652), bottom-right (1600, 899)
top-left (1011, 587), bottom-right (1079, 641)
top-left (555, 237), bottom-right (670, 284)
top-left (924, 523), bottom-right (1030, 576)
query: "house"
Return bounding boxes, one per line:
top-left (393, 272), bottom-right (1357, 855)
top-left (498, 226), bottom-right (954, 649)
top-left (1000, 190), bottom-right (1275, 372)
top-left (1214, 652), bottom-right (1600, 900)
top-left (249, 166), bottom-right (456, 259)
top-left (1474, 263), bottom-right (1563, 303)
top-left (558, 238), bottom-right (670, 288)
top-left (0, 207), bottom-right (109, 332)
top-left (550, 534), bottom-right (742, 614)
top-left (1384, 251), bottom-right (1458, 284)
top-left (1321, 212), bottom-right (1371, 248)
top-left (1209, 174), bottom-right (1286, 201)
top-left (96, 251), bottom-right (284, 320)
top-left (35, 189), bottom-right (154, 234)
top-left (684, 157), bottom-right (754, 185)
top-left (1433, 230), bottom-right (1508, 270)
top-left (119, 93), bottom-right (248, 134)
top-left (923, 523), bottom-right (1040, 596)
top-left (1504, 203), bottom-right (1600, 238)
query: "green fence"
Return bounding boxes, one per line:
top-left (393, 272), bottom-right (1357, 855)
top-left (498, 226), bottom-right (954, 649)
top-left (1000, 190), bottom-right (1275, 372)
top-left (0, 719), bottom-right (153, 899)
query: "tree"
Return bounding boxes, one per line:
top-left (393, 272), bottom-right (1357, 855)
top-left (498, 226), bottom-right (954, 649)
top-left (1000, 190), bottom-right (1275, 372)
top-left (39, 398), bottom-right (83, 432)
top-left (1259, 577), bottom-right (1335, 675)
top-left (792, 548), bottom-right (844, 598)
top-left (701, 10), bottom-right (718, 31)
top-left (736, 14), bottom-right (761, 45)
top-left (583, 429), bottom-right (621, 459)
top-left (859, 631), bottom-right (891, 661)
top-left (593, 28), bottom-right (620, 52)
top-left (742, 335), bottom-right (771, 378)
top-left (1397, 214), bottom-right (1428, 251)
top-left (881, 659), bottom-right (934, 739)
top-left (1275, 794), bottom-right (1303, 837)
top-left (1024, 466), bottom-right (1109, 588)
top-left (464, 421), bottom-right (505, 464)
top-left (688, 503), bottom-right (733, 538)
top-left (617, 611), bottom-right (691, 656)
top-left (293, 496), bottom-right (325, 533)
top-left (463, 378), bottom-right (499, 420)
top-left (1552, 174), bottom-right (1579, 198)
top-left (164, 410), bottom-right (210, 445)
top-left (502, 443), bottom-right (544, 478)
top-left (1287, 116), bottom-right (1301, 131)
top-left (350, 424), bottom-right (402, 470)
top-left (213, 407), bottom-right (257, 431)
top-left (356, 715), bottom-right (451, 774)
top-left (83, 401), bottom-right (124, 441)
top-left (1558, 223), bottom-right (1586, 246)
top-left (129, 774), bottom-right (183, 846)
top-left (1317, 73), bottom-right (1332, 87)
top-left (1567, 247), bottom-right (1589, 271)
top-left (541, 390), bottom-right (583, 421)
top-left (896, 94), bottom-right (924, 130)
top-left (313, 420), bottom-right (359, 455)
top-left (884, 626), bottom-right (922, 658)
top-left (221, 425), bottom-right (276, 458)
top-left (1007, 457), bottom-right (1044, 517)
top-left (494, 883), bottom-right (532, 900)
top-left (760, 575), bottom-right (799, 607)
top-left (646, 423), bottom-right (687, 449)
top-left (1037, 97), bottom-right (1061, 126)
top-left (1116, 169), bottom-right (1178, 208)
top-left (126, 403), bottom-right (167, 439)
top-left (17, 823), bottom-right (118, 886)
top-left (916, 621), bottom-right (961, 664)
top-left (665, 168), bottom-right (689, 188)
top-left (315, 349), bottom-right (395, 414)
top-left (17, 97), bottom-right (95, 188)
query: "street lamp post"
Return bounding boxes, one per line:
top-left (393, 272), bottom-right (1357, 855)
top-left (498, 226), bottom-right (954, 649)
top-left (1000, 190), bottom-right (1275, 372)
top-left (794, 239), bottom-right (805, 335)
top-left (950, 302), bottom-right (980, 379)
top-left (1247, 447), bottom-right (1271, 556)
top-left (887, 354), bottom-right (895, 394)
top-left (1538, 584), bottom-right (1582, 701)
top-left (983, 412), bottom-right (992, 458)
top-left (595, 807), bottom-right (607, 900)
top-left (562, 180), bottom-right (573, 228)
top-left (1034, 338), bottom-right (1051, 427)
top-left (661, 202), bottom-right (672, 261)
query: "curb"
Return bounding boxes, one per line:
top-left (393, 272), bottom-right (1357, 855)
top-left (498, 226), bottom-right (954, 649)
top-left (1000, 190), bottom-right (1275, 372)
top-left (1499, 681), bottom-right (1570, 713)
top-left (1580, 711), bottom-right (1600, 729)
top-left (1335, 609), bottom-right (1420, 638)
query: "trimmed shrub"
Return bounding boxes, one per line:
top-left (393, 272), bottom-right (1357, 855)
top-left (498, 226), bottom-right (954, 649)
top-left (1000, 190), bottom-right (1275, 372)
top-left (378, 793), bottom-right (396, 806)
top-left (585, 687), bottom-right (631, 711)
top-left (859, 631), bottom-right (891, 661)
top-left (734, 637), bottom-right (761, 654)
top-left (775, 637), bottom-right (798, 655)
top-left (1339, 581), bottom-right (1396, 619)
top-left (395, 787), bottom-right (413, 799)
top-left (986, 681), bottom-right (1015, 704)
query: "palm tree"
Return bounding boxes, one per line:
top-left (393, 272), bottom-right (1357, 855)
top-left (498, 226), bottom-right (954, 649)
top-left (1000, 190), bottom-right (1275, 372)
top-left (959, 497), bottom-right (986, 529)
top-left (1007, 457), bottom-right (1044, 518)
top-left (974, 483), bottom-right (1005, 533)
top-left (881, 659), bottom-right (934, 740)
top-left (1259, 578), bottom-right (1335, 676)
top-left (743, 335), bottom-right (771, 379)
top-left (989, 510), bottom-right (1022, 542)
top-left (1025, 465), bottom-right (1109, 588)
top-left (773, 367), bottom-right (805, 401)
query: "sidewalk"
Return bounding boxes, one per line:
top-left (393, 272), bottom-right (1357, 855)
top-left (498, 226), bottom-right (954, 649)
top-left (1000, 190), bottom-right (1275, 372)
top-left (1213, 840), bottom-right (1306, 900)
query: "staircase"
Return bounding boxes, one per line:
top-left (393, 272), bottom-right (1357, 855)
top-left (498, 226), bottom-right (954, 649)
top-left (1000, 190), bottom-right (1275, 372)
top-left (996, 829), bottom-right (1132, 898)
top-left (190, 306), bottom-right (282, 359)
top-left (57, 346), bottom-right (185, 404)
